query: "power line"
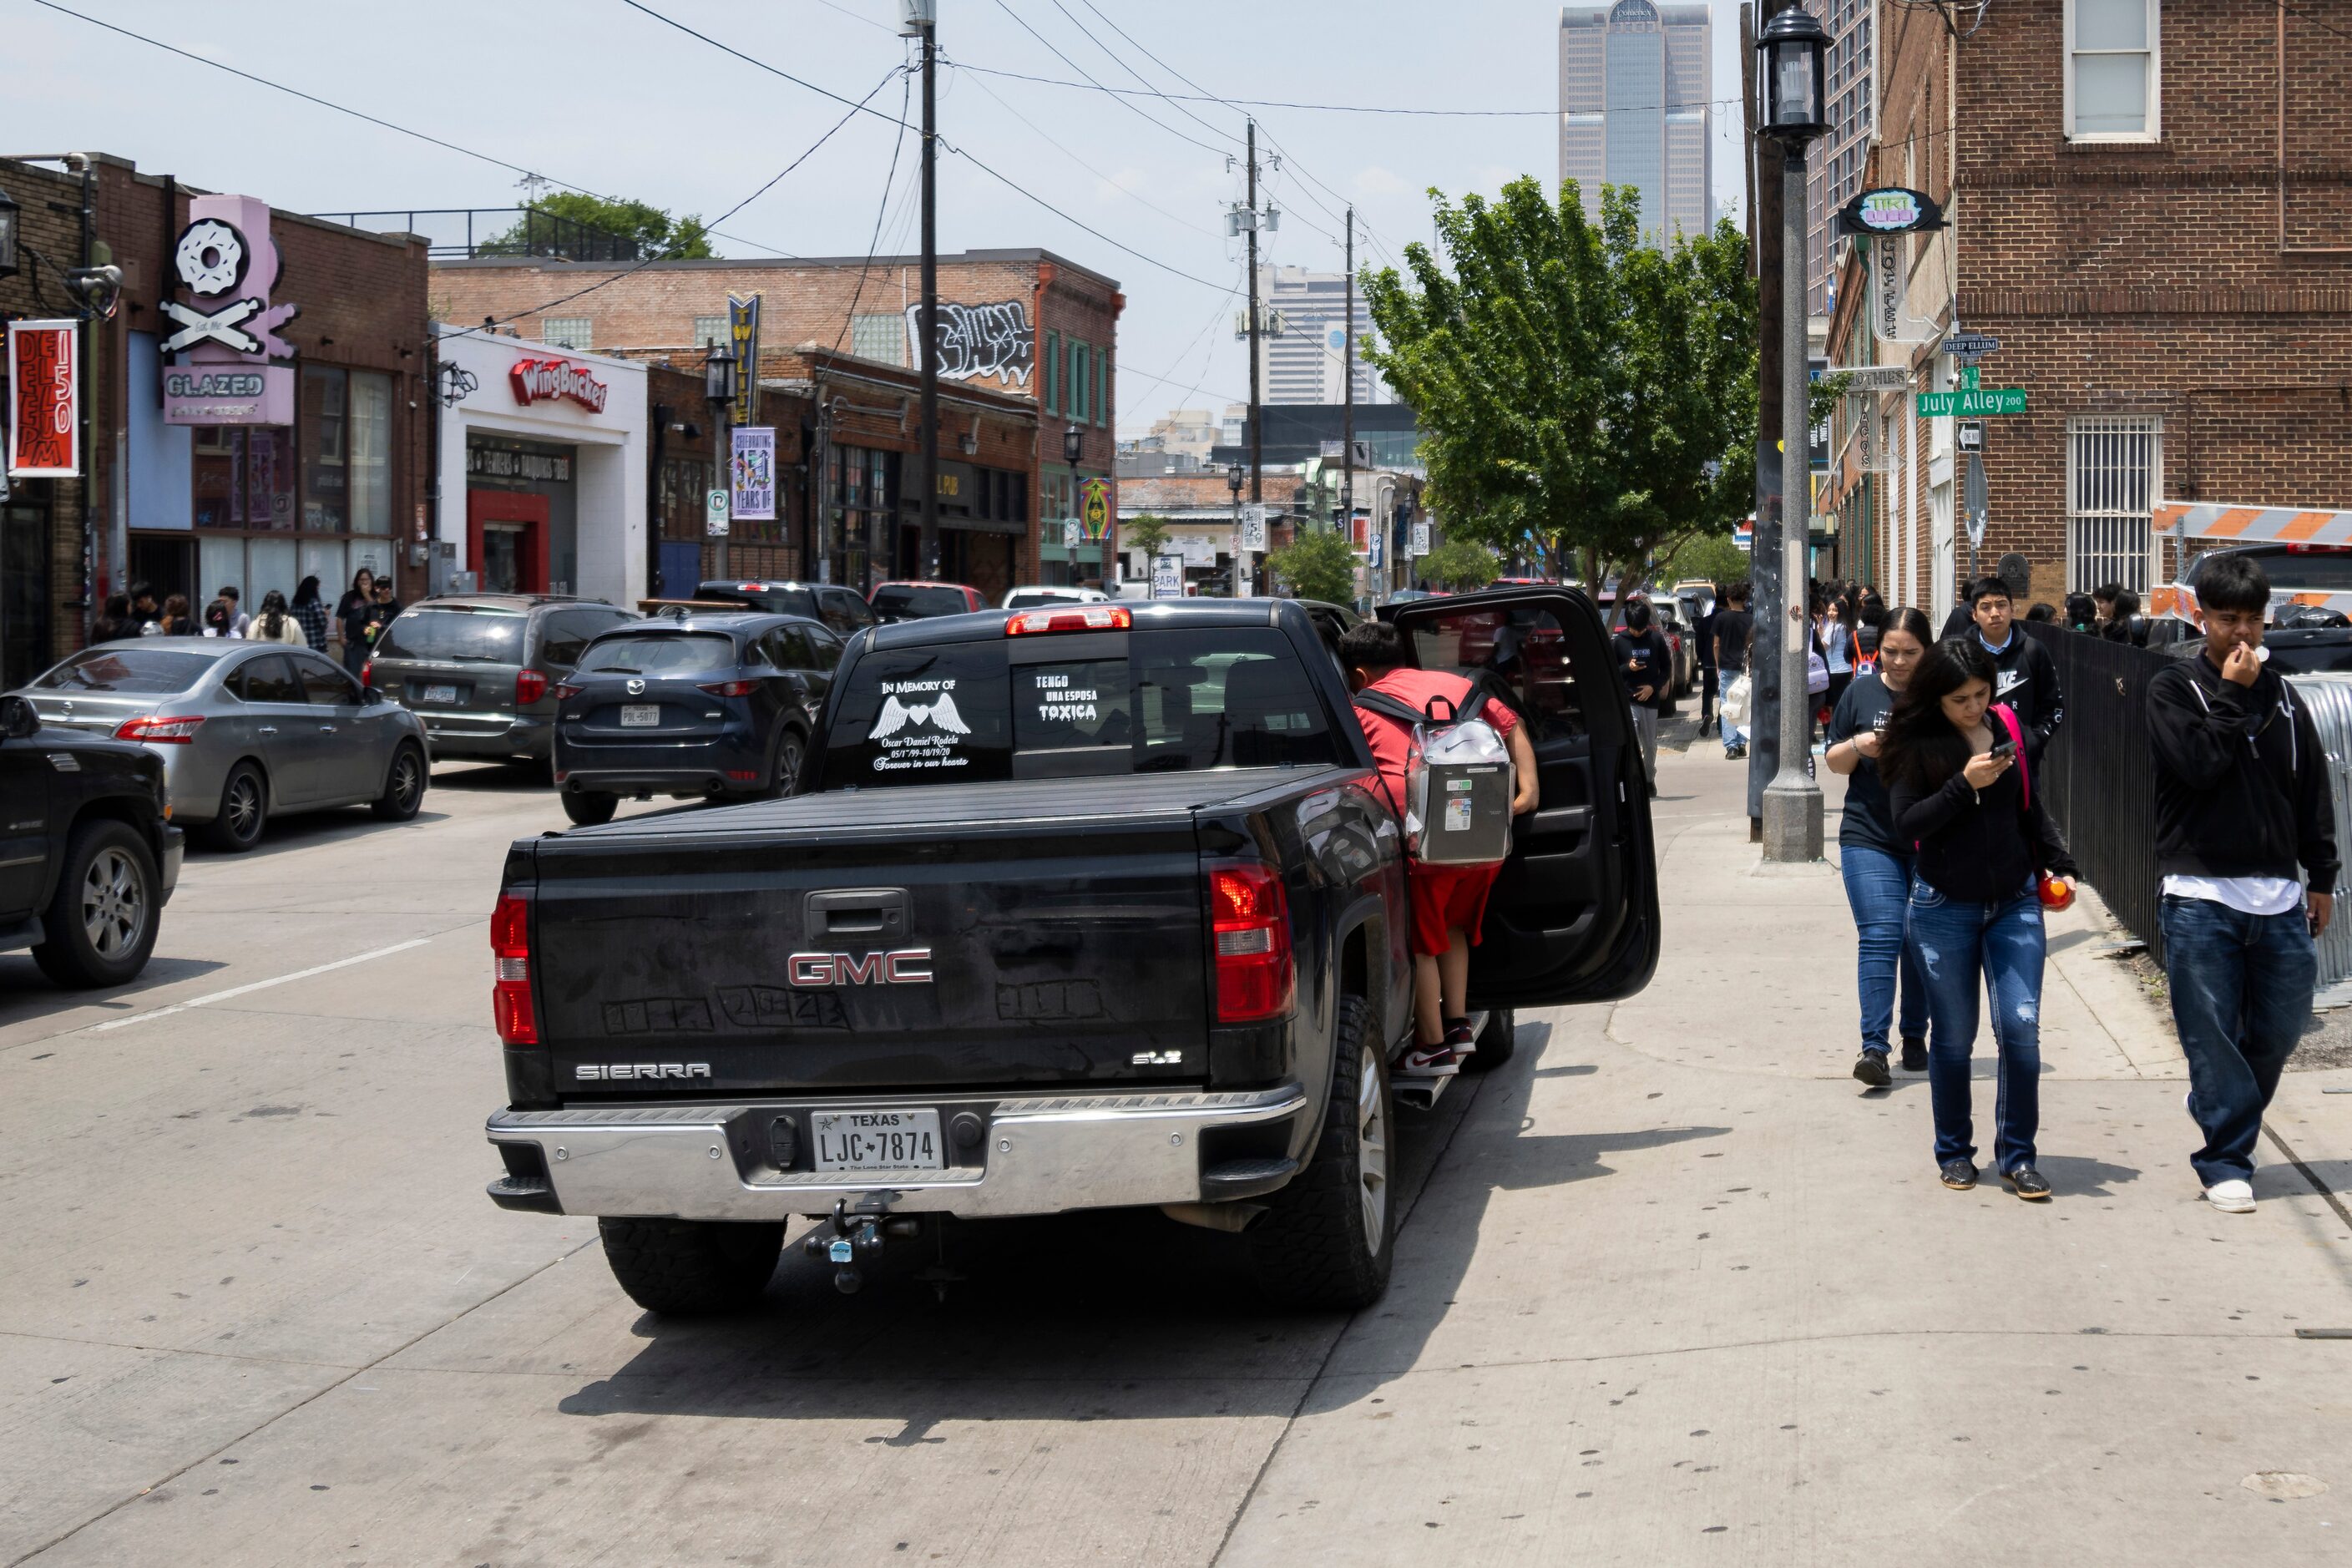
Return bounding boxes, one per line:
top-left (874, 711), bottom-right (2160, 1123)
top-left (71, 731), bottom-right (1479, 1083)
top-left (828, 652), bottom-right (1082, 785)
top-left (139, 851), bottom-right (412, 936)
top-left (1049, 0), bottom-right (1238, 150)
top-left (620, 2), bottom-right (918, 132)
top-left (443, 63), bottom-right (907, 342)
top-left (26, 0), bottom-right (798, 259)
top-left (833, 59), bottom-right (918, 357)
top-left (986, 0), bottom-right (1231, 157)
top-left (952, 53), bottom-right (1220, 238)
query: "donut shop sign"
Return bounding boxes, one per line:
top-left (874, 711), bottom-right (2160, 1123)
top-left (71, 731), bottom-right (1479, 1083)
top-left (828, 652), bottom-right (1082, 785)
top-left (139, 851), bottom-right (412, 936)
top-left (508, 357), bottom-right (610, 414)
top-left (161, 194), bottom-right (301, 426)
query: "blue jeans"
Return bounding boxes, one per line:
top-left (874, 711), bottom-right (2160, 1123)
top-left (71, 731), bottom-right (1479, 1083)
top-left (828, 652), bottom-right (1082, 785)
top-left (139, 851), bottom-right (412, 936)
top-left (1907, 876), bottom-right (2046, 1172)
top-left (2157, 894), bottom-right (2315, 1186)
top-left (1840, 845), bottom-right (1928, 1055)
top-left (1722, 668), bottom-right (1746, 750)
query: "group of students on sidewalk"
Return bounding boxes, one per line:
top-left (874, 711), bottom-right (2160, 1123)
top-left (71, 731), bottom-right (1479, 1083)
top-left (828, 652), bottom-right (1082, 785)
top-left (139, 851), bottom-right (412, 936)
top-left (1825, 559), bottom-right (2334, 1211)
top-left (86, 567), bottom-right (402, 678)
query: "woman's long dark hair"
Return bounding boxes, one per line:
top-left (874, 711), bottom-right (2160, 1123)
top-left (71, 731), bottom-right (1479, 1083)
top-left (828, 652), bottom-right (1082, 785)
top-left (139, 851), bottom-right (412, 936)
top-left (1880, 638), bottom-right (1997, 792)
top-left (258, 589), bottom-right (290, 640)
top-left (294, 574), bottom-right (321, 609)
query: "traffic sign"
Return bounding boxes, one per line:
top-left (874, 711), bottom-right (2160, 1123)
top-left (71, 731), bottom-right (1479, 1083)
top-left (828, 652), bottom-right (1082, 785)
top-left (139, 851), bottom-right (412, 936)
top-left (1238, 504), bottom-right (1267, 552)
top-left (1831, 365), bottom-right (1912, 392)
top-left (704, 488), bottom-right (730, 537)
top-left (1960, 366), bottom-right (1981, 391)
top-left (1965, 453), bottom-right (1988, 548)
top-left (1062, 519), bottom-right (1081, 549)
top-left (1917, 388), bottom-right (2026, 417)
top-left (1151, 554), bottom-right (1184, 599)
top-left (1957, 420), bottom-right (1985, 453)
top-left (1943, 331), bottom-right (2000, 358)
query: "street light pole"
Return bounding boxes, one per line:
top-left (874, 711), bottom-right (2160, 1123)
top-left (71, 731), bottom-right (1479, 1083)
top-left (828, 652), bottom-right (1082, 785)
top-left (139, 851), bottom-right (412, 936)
top-left (910, 1), bottom-right (941, 584)
top-left (705, 338), bottom-right (737, 579)
top-left (1246, 119), bottom-right (1262, 507)
top-left (1756, 7), bottom-right (1828, 863)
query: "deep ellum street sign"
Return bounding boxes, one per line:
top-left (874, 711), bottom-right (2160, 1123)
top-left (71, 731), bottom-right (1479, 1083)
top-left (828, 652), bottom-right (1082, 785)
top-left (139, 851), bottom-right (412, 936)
top-left (1918, 388), bottom-right (2026, 417)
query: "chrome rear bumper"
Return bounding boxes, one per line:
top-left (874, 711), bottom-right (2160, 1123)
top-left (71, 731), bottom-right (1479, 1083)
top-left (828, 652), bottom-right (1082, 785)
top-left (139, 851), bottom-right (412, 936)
top-left (486, 1083), bottom-right (1308, 1221)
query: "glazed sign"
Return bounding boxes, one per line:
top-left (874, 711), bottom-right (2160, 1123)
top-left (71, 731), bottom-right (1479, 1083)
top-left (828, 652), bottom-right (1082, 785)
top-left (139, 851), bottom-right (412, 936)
top-left (8, 320), bottom-right (80, 477)
top-left (1837, 186), bottom-right (1945, 237)
top-left (508, 357), bottom-right (610, 413)
top-left (163, 195), bottom-right (301, 426)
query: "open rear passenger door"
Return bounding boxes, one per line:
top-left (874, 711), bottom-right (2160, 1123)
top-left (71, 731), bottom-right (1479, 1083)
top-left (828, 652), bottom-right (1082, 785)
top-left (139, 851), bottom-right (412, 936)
top-left (1383, 587), bottom-right (1660, 1007)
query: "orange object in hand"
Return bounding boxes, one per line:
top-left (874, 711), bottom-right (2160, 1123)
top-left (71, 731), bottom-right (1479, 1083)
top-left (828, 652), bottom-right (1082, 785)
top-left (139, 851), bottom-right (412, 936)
top-left (2037, 874), bottom-right (2076, 912)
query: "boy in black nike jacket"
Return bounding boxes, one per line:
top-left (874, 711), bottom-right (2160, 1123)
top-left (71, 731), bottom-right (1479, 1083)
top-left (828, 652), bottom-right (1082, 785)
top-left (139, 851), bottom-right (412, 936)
top-left (2149, 552), bottom-right (2338, 1214)
top-left (1957, 576), bottom-right (2066, 762)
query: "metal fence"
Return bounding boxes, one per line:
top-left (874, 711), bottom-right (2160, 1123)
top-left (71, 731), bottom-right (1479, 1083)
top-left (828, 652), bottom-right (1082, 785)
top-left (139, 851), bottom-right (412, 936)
top-left (306, 207), bottom-right (643, 262)
top-left (2022, 623), bottom-right (2170, 960)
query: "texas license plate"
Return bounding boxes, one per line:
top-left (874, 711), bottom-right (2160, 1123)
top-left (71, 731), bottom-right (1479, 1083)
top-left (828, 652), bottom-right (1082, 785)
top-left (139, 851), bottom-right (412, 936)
top-left (421, 683), bottom-right (459, 704)
top-left (620, 705), bottom-right (661, 728)
top-left (811, 1109), bottom-right (944, 1171)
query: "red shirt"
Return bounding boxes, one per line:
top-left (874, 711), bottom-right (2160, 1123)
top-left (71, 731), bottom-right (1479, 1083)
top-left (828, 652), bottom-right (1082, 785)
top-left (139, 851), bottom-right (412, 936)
top-left (1358, 669), bottom-right (1519, 802)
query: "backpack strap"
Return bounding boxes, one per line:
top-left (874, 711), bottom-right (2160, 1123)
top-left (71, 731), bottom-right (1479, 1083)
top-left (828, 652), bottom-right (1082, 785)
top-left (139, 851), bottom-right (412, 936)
top-left (1991, 702), bottom-right (2030, 812)
top-left (1350, 689), bottom-right (1429, 729)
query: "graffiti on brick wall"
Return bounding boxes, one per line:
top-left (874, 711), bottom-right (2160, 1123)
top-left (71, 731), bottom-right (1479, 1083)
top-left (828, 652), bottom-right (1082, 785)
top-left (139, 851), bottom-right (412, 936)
top-left (906, 299), bottom-right (1033, 387)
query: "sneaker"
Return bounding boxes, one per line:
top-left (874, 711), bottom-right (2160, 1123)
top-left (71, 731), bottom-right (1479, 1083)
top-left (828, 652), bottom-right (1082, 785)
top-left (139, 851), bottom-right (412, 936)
top-left (1940, 1158), bottom-right (1978, 1191)
top-left (1899, 1035), bottom-right (1928, 1072)
top-left (1726, 743), bottom-right (1748, 760)
top-left (1852, 1049), bottom-right (1891, 1088)
top-left (1398, 1042), bottom-right (1460, 1079)
top-left (2003, 1166), bottom-right (2053, 1201)
top-left (1444, 1018), bottom-right (1475, 1055)
top-left (2202, 1178), bottom-right (2255, 1213)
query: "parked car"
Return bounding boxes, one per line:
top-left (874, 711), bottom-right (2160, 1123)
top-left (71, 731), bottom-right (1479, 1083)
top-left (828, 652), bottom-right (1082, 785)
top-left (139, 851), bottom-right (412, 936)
top-left (551, 611), bottom-right (842, 826)
top-left (1001, 584), bottom-right (1110, 610)
top-left (481, 589), bottom-right (1659, 1316)
top-left (17, 639), bottom-right (427, 852)
top-left (369, 595), bottom-right (638, 766)
top-left (693, 580), bottom-right (879, 640)
top-left (868, 581), bottom-right (984, 622)
top-left (1650, 602), bottom-right (1697, 697)
top-left (0, 692), bottom-right (181, 986)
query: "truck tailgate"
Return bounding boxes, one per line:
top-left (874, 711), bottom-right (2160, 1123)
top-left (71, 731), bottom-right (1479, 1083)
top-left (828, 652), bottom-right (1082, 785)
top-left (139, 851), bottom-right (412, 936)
top-left (527, 774), bottom-right (1273, 1094)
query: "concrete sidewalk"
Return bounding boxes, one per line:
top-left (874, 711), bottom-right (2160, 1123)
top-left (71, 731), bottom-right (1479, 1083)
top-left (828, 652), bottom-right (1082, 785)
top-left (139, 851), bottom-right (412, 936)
top-left (1222, 735), bottom-right (2352, 1566)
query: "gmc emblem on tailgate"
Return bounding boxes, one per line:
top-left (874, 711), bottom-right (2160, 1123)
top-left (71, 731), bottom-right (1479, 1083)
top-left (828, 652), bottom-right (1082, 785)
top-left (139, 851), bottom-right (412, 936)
top-left (787, 948), bottom-right (934, 986)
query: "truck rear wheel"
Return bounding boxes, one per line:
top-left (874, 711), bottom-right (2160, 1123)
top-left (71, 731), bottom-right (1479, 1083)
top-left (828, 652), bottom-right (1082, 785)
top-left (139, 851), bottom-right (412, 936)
top-left (1459, 1007), bottom-right (1516, 1073)
top-left (33, 820), bottom-right (159, 989)
top-left (595, 1217), bottom-right (783, 1315)
top-left (561, 790), bottom-right (618, 827)
top-left (1247, 996), bottom-right (1393, 1310)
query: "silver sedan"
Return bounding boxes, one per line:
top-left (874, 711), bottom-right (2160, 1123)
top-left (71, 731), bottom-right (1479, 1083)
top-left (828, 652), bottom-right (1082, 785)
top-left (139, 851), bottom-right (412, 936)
top-left (13, 638), bottom-right (430, 852)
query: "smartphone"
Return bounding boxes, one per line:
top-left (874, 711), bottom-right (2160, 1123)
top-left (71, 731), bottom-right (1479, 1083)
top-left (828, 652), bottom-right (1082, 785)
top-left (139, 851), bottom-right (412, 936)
top-left (1988, 739), bottom-right (2016, 762)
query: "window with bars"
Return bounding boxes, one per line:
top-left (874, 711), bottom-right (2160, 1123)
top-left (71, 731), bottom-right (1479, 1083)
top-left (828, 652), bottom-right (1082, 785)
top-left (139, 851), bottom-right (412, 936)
top-left (2066, 415), bottom-right (2162, 593)
top-left (851, 313), bottom-right (906, 366)
top-left (542, 317), bottom-right (594, 351)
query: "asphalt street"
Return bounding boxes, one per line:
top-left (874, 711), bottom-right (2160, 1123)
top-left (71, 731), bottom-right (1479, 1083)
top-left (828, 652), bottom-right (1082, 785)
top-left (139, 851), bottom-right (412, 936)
top-left (3, 746), bottom-right (2349, 1566)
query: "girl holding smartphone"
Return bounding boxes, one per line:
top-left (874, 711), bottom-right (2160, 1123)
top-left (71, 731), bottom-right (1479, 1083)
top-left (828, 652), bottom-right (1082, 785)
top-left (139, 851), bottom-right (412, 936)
top-left (1884, 639), bottom-right (2079, 1201)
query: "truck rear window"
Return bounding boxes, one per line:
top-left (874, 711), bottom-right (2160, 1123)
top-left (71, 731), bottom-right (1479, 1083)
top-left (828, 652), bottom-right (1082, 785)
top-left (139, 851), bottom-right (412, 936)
top-left (374, 609), bottom-right (526, 663)
top-left (872, 584), bottom-right (971, 618)
top-left (819, 628), bottom-right (1343, 787)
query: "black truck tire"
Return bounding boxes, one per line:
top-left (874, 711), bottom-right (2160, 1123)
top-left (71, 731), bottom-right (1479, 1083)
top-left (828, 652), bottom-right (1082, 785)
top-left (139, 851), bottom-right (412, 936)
top-left (561, 790), bottom-right (619, 827)
top-left (596, 1217), bottom-right (784, 1315)
top-left (1459, 1007), bottom-right (1517, 1073)
top-left (1247, 996), bottom-right (1394, 1310)
top-left (32, 819), bottom-right (160, 989)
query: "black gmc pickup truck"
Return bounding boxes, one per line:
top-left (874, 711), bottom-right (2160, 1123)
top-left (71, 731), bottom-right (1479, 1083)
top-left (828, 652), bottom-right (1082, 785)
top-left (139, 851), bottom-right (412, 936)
top-left (483, 589), bottom-right (1657, 1313)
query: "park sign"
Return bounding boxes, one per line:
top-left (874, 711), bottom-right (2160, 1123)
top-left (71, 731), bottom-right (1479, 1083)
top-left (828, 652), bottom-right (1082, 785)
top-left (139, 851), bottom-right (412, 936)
top-left (1917, 387), bottom-right (2026, 417)
top-left (1837, 185), bottom-right (1945, 238)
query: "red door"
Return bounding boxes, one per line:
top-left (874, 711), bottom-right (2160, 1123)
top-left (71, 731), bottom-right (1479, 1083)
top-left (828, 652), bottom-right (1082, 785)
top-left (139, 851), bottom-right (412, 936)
top-left (467, 489), bottom-right (551, 594)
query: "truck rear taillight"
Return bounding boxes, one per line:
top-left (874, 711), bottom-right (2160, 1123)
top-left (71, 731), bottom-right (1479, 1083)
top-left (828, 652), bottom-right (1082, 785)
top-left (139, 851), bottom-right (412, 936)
top-left (1209, 862), bottom-right (1295, 1024)
top-left (1006, 605), bottom-right (1131, 635)
top-left (515, 670), bottom-right (549, 705)
top-left (114, 715), bottom-right (205, 744)
top-left (490, 892), bottom-right (539, 1045)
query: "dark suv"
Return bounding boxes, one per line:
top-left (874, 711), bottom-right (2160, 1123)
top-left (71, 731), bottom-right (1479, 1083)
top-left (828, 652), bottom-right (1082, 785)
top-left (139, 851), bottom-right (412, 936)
top-left (692, 580), bottom-right (878, 640)
top-left (369, 596), bottom-right (640, 765)
top-left (550, 611), bottom-right (842, 824)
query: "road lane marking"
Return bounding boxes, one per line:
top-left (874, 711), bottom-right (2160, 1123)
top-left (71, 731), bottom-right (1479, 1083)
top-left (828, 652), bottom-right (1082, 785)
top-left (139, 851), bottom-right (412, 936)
top-left (89, 938), bottom-right (433, 1031)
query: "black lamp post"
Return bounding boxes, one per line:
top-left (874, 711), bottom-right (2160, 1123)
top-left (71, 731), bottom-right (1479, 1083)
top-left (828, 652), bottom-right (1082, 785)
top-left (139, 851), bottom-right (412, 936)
top-left (704, 338), bottom-right (738, 576)
top-left (1227, 462), bottom-right (1247, 597)
top-left (1755, 4), bottom-right (1829, 864)
top-left (0, 185), bottom-right (19, 278)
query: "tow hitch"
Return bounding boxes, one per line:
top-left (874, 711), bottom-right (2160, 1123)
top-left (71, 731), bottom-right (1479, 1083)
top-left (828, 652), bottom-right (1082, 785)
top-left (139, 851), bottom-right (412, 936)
top-left (803, 1198), bottom-right (921, 1293)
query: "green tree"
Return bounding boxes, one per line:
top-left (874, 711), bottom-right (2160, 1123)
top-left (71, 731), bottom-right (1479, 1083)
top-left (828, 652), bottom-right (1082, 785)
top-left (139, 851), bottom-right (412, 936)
top-left (1416, 537), bottom-right (1499, 592)
top-left (1658, 531), bottom-right (1750, 589)
top-left (491, 193), bottom-right (716, 260)
top-left (1267, 529), bottom-right (1359, 605)
top-left (1120, 513), bottom-right (1171, 563)
top-left (1361, 177), bottom-right (1756, 596)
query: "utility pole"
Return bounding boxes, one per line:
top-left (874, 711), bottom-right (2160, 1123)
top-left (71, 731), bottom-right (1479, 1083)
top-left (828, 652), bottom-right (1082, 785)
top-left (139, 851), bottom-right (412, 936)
top-left (1342, 205), bottom-right (1354, 570)
top-left (911, 2), bottom-right (941, 584)
top-left (1246, 119), bottom-right (1262, 507)
top-left (1744, 0), bottom-right (1784, 842)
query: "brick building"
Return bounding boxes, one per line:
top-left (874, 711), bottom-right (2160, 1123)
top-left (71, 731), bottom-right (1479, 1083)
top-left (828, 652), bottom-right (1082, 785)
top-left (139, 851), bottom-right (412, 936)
top-left (1818, 0), bottom-right (2352, 617)
top-left (1, 154), bottom-right (430, 685)
top-left (431, 248), bottom-right (1120, 594)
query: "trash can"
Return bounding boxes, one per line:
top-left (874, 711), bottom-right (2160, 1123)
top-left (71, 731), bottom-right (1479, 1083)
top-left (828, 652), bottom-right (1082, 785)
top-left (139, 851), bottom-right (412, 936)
top-left (2287, 673), bottom-right (2352, 997)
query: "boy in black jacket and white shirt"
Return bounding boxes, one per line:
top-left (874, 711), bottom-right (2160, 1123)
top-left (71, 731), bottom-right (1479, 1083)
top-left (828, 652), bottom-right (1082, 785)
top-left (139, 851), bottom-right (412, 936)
top-left (2149, 552), bottom-right (2338, 1214)
top-left (1957, 576), bottom-right (2066, 761)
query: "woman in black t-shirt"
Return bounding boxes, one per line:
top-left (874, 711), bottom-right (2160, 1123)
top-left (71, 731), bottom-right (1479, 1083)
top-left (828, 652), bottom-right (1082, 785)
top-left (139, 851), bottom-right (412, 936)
top-left (1823, 607), bottom-right (1931, 1086)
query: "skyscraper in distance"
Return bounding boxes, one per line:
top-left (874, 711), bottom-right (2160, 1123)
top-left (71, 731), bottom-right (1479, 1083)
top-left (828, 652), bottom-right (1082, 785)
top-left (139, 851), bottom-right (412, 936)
top-left (1559, 1), bottom-right (1713, 242)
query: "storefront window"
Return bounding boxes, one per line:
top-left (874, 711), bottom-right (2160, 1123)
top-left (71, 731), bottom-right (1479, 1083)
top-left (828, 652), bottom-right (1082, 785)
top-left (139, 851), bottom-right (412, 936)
top-left (301, 366), bottom-right (347, 532)
top-left (347, 371), bottom-right (393, 534)
top-left (193, 427), bottom-right (296, 529)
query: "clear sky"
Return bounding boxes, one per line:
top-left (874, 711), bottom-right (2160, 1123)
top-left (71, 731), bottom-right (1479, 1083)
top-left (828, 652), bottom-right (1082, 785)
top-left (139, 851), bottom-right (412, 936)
top-left (9, 0), bottom-right (1748, 433)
